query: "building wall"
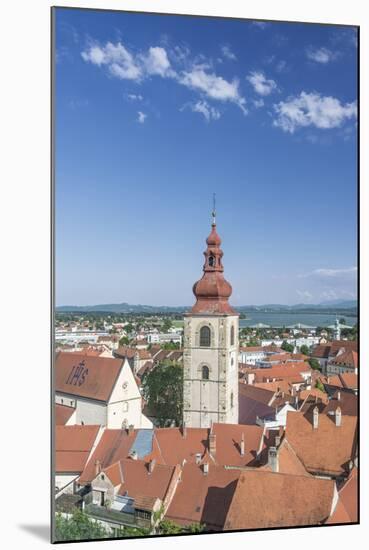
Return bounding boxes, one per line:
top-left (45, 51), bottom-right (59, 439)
top-left (55, 474), bottom-right (78, 493)
top-left (55, 359), bottom-right (152, 429)
top-left (183, 314), bottom-right (239, 428)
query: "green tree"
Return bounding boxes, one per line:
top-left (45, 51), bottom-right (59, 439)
top-left (162, 318), bottom-right (173, 332)
top-left (142, 362), bottom-right (183, 427)
top-left (162, 341), bottom-right (180, 350)
top-left (55, 510), bottom-right (111, 541)
top-left (308, 358), bottom-right (321, 371)
top-left (315, 379), bottom-right (325, 393)
top-left (281, 341), bottom-right (294, 353)
top-left (299, 345), bottom-right (309, 356)
top-left (119, 336), bottom-right (130, 346)
top-left (125, 323), bottom-right (134, 334)
top-left (158, 519), bottom-right (182, 534)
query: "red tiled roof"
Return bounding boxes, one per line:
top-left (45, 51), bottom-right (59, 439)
top-left (79, 428), bottom-right (138, 484)
top-left (329, 350), bottom-right (358, 370)
top-left (285, 411), bottom-right (357, 476)
top-left (224, 470), bottom-right (335, 530)
top-left (55, 403), bottom-right (75, 425)
top-left (55, 425), bottom-right (100, 473)
top-left (103, 459), bottom-right (179, 503)
top-left (165, 463), bottom-right (240, 529)
top-left (152, 424), bottom-right (264, 467)
top-left (55, 352), bottom-right (124, 402)
top-left (327, 467), bottom-right (358, 524)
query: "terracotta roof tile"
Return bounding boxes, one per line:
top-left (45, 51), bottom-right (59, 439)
top-left (165, 463), bottom-right (240, 529)
top-left (103, 459), bottom-right (178, 503)
top-left (55, 352), bottom-right (124, 402)
top-left (224, 470), bottom-right (335, 530)
top-left (55, 425), bottom-right (100, 473)
top-left (55, 403), bottom-right (75, 425)
top-left (285, 411), bottom-right (357, 476)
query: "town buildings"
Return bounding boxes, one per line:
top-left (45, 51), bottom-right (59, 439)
top-left (54, 214), bottom-right (358, 538)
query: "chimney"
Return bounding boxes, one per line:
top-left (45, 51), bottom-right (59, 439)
top-left (195, 453), bottom-right (201, 465)
top-left (128, 424), bottom-right (134, 436)
top-left (148, 459), bottom-right (156, 473)
top-left (268, 446), bottom-right (279, 473)
top-left (209, 433), bottom-right (216, 456)
top-left (313, 406), bottom-right (319, 429)
top-left (182, 422), bottom-right (187, 438)
top-left (95, 460), bottom-right (101, 476)
top-left (335, 406), bottom-right (342, 427)
top-left (130, 450), bottom-right (138, 460)
top-left (202, 462), bottom-right (209, 475)
top-left (240, 433), bottom-right (245, 456)
top-left (337, 391), bottom-right (341, 401)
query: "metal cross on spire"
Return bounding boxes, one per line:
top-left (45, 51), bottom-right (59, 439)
top-left (212, 193), bottom-right (216, 225)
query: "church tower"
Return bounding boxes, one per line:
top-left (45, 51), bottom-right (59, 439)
top-left (183, 207), bottom-right (239, 428)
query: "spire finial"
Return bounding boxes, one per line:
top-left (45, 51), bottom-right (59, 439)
top-left (212, 193), bottom-right (216, 225)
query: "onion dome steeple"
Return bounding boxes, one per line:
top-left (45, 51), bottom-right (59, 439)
top-left (191, 200), bottom-right (238, 315)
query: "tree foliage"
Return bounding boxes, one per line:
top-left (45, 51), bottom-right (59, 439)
top-left (55, 510), bottom-right (111, 541)
top-left (308, 358), bottom-right (321, 371)
top-left (54, 511), bottom-right (151, 541)
top-left (299, 345), bottom-right (309, 356)
top-left (141, 362), bottom-right (183, 427)
top-left (119, 336), bottom-right (130, 346)
top-left (315, 379), bottom-right (325, 393)
top-left (281, 340), bottom-right (294, 353)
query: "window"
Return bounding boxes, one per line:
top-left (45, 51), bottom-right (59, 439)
top-left (230, 392), bottom-right (234, 408)
top-left (200, 326), bottom-right (211, 347)
top-left (123, 402), bottom-right (129, 413)
top-left (230, 325), bottom-right (235, 346)
top-left (202, 365), bottom-right (210, 380)
top-left (136, 509), bottom-right (151, 520)
top-left (208, 255), bottom-right (215, 267)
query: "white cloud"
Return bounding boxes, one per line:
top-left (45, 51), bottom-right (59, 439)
top-left (276, 60), bottom-right (287, 73)
top-left (180, 67), bottom-right (247, 113)
top-left (137, 111), bottom-right (147, 124)
top-left (273, 92), bottom-right (357, 133)
top-left (190, 100), bottom-right (221, 122)
top-left (127, 93), bottom-right (143, 101)
top-left (306, 47), bottom-right (336, 64)
top-left (221, 45), bottom-right (237, 61)
top-left (82, 40), bottom-right (247, 115)
top-left (252, 21), bottom-right (268, 29)
top-left (142, 46), bottom-right (174, 77)
top-left (82, 42), bottom-right (142, 80)
top-left (246, 71), bottom-right (277, 96)
top-left (253, 98), bottom-right (264, 108)
top-left (311, 267), bottom-right (357, 278)
top-left (300, 267), bottom-right (357, 279)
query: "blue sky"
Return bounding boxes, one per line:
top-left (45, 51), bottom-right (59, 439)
top-left (55, 8), bottom-right (358, 307)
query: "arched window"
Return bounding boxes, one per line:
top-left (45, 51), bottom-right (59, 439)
top-left (202, 365), bottom-right (210, 380)
top-left (208, 255), bottom-right (215, 267)
top-left (200, 326), bottom-right (211, 347)
top-left (230, 325), bottom-right (235, 346)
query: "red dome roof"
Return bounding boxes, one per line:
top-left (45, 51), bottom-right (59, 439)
top-left (206, 224), bottom-right (222, 246)
top-left (190, 222), bottom-right (238, 316)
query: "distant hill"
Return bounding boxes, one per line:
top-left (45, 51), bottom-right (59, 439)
top-left (56, 300), bottom-right (357, 314)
